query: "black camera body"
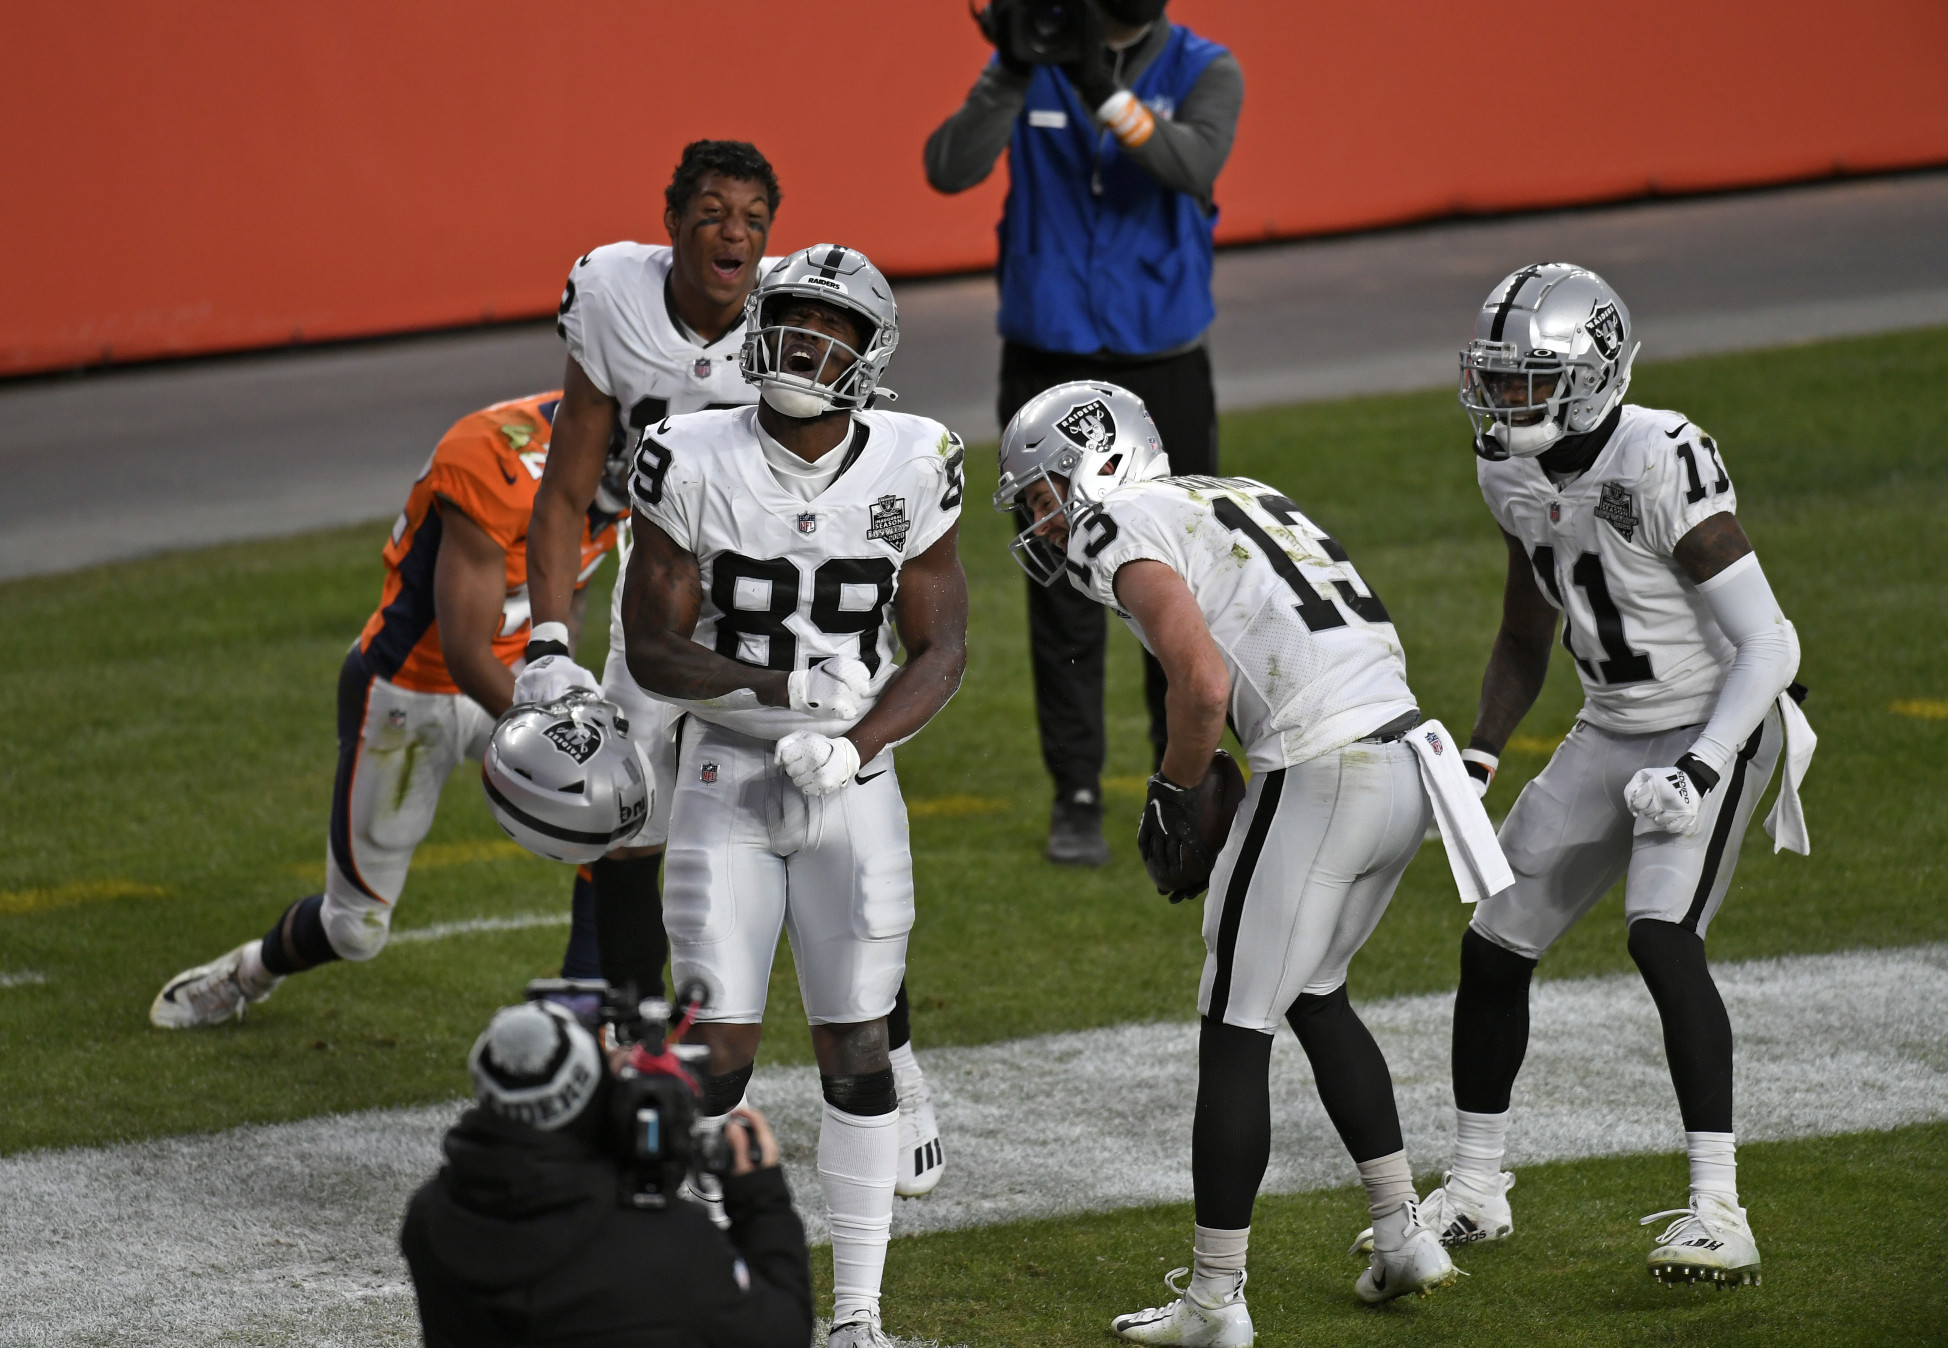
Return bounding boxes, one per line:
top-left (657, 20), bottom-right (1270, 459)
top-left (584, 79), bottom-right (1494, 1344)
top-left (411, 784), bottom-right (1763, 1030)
top-left (977, 0), bottom-right (1165, 67)
top-left (524, 978), bottom-right (730, 1210)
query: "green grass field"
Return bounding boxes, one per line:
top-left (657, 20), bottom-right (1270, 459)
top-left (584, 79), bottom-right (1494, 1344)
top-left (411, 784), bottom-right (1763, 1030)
top-left (3, 328), bottom-right (1946, 1344)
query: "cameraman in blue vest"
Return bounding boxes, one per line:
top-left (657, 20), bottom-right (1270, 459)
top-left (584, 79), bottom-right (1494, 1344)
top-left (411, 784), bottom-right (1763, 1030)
top-left (926, 0), bottom-right (1242, 865)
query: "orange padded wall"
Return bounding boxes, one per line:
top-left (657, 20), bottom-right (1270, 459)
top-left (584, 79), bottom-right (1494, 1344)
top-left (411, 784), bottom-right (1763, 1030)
top-left (4, 0), bottom-right (1945, 375)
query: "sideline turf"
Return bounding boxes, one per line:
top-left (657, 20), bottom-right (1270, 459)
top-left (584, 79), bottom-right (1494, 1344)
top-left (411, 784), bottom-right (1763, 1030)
top-left (1, 329), bottom-right (1944, 1152)
top-left (853, 1122), bottom-right (1948, 1348)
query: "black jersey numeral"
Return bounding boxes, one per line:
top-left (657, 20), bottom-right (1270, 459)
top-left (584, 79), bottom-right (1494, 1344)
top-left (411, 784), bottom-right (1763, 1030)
top-left (1531, 545), bottom-right (1654, 685)
top-left (632, 433), bottom-right (673, 506)
top-left (1675, 435), bottom-right (1730, 505)
top-left (1076, 502), bottom-right (1120, 560)
top-left (810, 558), bottom-right (898, 675)
top-left (940, 439), bottom-right (965, 511)
top-left (1212, 495), bottom-right (1393, 633)
top-left (711, 553), bottom-right (898, 674)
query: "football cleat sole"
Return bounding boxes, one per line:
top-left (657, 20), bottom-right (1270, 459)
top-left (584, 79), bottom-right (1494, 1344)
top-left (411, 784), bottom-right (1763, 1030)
top-left (1649, 1259), bottom-right (1761, 1288)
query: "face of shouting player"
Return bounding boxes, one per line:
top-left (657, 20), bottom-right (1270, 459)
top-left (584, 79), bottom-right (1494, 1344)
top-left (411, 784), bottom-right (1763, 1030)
top-left (1023, 474), bottom-right (1073, 549)
top-left (665, 172), bottom-right (773, 314)
top-left (772, 298), bottom-right (867, 388)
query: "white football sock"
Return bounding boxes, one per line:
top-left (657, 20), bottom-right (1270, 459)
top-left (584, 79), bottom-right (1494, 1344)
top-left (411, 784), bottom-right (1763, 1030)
top-left (1686, 1130), bottom-right (1738, 1206)
top-left (1451, 1108), bottom-right (1510, 1189)
top-left (887, 1041), bottom-right (920, 1082)
top-left (1189, 1224), bottom-right (1248, 1304)
top-left (820, 1101), bottom-right (899, 1325)
top-left (237, 940), bottom-right (277, 994)
top-left (1358, 1150), bottom-right (1418, 1252)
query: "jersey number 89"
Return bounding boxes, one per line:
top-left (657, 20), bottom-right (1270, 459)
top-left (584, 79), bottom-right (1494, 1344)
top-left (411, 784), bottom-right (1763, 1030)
top-left (711, 554), bottom-right (898, 675)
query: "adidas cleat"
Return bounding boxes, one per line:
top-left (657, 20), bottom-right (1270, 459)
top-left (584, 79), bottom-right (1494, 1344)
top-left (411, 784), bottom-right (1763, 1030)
top-left (1352, 1170), bottom-right (1515, 1253)
top-left (827, 1312), bottom-right (894, 1348)
top-left (1111, 1268), bottom-right (1254, 1346)
top-left (1642, 1195), bottom-right (1762, 1288)
top-left (150, 941), bottom-right (282, 1029)
top-left (1353, 1202), bottom-right (1462, 1304)
top-left (894, 1058), bottom-right (944, 1198)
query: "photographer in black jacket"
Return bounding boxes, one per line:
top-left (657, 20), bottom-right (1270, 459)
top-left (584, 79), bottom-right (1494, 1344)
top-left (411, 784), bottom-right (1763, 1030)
top-left (402, 997), bottom-right (812, 1347)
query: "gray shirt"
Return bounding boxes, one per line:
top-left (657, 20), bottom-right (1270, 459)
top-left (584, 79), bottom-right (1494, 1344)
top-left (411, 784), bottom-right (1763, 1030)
top-left (923, 21), bottom-right (1243, 214)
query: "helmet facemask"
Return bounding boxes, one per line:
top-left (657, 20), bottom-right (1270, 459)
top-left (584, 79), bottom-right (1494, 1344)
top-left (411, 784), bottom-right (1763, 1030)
top-left (743, 293), bottom-right (880, 419)
top-left (1460, 342), bottom-right (1572, 459)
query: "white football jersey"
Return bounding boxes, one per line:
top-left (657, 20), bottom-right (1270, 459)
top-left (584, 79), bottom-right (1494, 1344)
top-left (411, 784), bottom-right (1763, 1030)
top-left (556, 240), bottom-right (780, 654)
top-left (1066, 475), bottom-right (1419, 772)
top-left (1477, 404), bottom-right (1740, 734)
top-left (630, 406), bottom-right (966, 740)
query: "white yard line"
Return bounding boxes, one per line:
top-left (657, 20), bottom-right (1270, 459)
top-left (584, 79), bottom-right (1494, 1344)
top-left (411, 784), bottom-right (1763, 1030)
top-left (387, 912), bottom-right (569, 943)
top-left (4, 945), bottom-right (1945, 1346)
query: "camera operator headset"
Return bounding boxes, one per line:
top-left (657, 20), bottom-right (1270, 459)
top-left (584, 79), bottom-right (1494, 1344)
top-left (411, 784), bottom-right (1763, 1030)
top-left (401, 983), bottom-right (814, 1347)
top-left (924, 1), bottom-right (1243, 867)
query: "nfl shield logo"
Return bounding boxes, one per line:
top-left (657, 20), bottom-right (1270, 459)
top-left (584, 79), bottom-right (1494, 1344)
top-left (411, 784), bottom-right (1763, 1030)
top-left (387, 709), bottom-right (407, 729)
top-left (1548, 501), bottom-right (1561, 523)
top-left (1425, 731), bottom-right (1445, 755)
top-left (796, 512), bottom-right (818, 535)
top-left (700, 761), bottom-right (718, 784)
top-left (692, 356), bottom-right (712, 379)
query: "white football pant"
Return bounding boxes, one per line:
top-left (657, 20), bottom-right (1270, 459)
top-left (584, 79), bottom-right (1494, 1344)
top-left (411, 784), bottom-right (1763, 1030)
top-left (1473, 706), bottom-right (1784, 959)
top-left (601, 637), bottom-right (677, 850)
top-left (1200, 737), bottom-right (1431, 1031)
top-left (663, 718), bottom-right (913, 1025)
top-left (321, 655), bottom-right (495, 960)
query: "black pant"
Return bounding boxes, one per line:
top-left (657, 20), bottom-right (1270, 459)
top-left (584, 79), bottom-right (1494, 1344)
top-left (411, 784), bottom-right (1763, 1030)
top-left (998, 340), bottom-right (1220, 798)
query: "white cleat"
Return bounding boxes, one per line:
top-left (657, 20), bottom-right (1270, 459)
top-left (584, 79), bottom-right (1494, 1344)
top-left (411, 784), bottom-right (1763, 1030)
top-left (679, 1171), bottom-right (730, 1230)
top-left (150, 941), bottom-right (282, 1029)
top-left (1351, 1170), bottom-right (1515, 1253)
top-left (827, 1312), bottom-right (895, 1348)
top-left (1642, 1195), bottom-right (1762, 1288)
top-left (1111, 1268), bottom-right (1254, 1346)
top-left (894, 1059), bottom-right (944, 1198)
top-left (1353, 1202), bottom-right (1461, 1304)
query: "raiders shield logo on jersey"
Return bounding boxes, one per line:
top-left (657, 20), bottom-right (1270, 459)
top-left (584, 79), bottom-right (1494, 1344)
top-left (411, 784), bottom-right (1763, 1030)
top-left (1056, 399), bottom-right (1116, 452)
top-left (866, 495), bottom-right (909, 550)
top-left (796, 512), bottom-right (818, 535)
top-left (543, 719), bottom-right (602, 765)
top-left (1595, 482), bottom-right (1640, 541)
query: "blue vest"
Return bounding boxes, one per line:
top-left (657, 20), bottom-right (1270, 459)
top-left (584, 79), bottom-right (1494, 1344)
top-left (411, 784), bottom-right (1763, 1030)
top-left (997, 25), bottom-right (1226, 357)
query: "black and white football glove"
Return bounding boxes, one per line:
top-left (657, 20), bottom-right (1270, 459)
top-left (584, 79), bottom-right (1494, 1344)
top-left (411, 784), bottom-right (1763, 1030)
top-left (1137, 774), bottom-right (1214, 904)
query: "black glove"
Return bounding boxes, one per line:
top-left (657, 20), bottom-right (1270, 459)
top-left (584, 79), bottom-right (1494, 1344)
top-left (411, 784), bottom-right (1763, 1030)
top-left (974, 0), bottom-right (1032, 76)
top-left (1060, 1), bottom-right (1115, 109)
top-left (1137, 773), bottom-right (1213, 903)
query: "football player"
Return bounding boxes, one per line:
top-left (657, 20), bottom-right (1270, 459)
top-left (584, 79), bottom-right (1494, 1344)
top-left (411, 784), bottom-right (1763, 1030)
top-left (619, 244), bottom-right (968, 1348)
top-left (1410, 264), bottom-right (1814, 1287)
top-left (150, 392), bottom-right (622, 1027)
top-left (517, 141), bottom-right (946, 1199)
top-left (999, 383), bottom-right (1513, 1343)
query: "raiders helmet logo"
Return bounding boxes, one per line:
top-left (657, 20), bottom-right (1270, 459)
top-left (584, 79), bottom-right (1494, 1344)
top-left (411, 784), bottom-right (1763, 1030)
top-left (1585, 302), bottom-right (1624, 362)
top-left (542, 719), bottom-right (602, 765)
top-left (1055, 399), bottom-right (1116, 453)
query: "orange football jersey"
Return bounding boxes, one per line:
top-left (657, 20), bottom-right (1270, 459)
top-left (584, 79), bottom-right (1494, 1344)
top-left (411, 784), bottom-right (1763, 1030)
top-left (358, 391), bottom-right (619, 695)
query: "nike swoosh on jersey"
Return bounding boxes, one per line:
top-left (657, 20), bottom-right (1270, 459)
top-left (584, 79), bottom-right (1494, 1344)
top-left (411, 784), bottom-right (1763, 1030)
top-left (855, 769), bottom-right (887, 784)
top-left (1664, 423), bottom-right (1690, 438)
top-left (497, 461), bottom-right (518, 485)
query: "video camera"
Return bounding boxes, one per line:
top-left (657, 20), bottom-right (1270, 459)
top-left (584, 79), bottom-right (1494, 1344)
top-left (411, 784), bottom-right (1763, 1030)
top-left (523, 977), bottom-right (735, 1209)
top-left (974, 0), bottom-right (1165, 67)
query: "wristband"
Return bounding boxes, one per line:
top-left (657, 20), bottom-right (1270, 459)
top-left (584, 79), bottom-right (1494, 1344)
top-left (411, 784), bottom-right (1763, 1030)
top-left (1459, 747), bottom-right (1499, 787)
top-left (1674, 753), bottom-right (1720, 795)
top-left (1097, 90), bottom-right (1156, 148)
top-left (525, 620), bottom-right (571, 662)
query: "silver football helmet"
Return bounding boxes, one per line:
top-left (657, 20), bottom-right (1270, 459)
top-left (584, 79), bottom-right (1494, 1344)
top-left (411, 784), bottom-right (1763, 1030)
top-left (1460, 263), bottom-right (1639, 459)
top-left (993, 381), bottom-right (1170, 586)
top-left (739, 244), bottom-right (899, 418)
top-left (481, 690), bottom-right (649, 864)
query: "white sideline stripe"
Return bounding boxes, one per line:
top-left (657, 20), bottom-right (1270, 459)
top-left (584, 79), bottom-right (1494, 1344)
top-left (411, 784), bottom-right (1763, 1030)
top-left (0, 970), bottom-right (48, 988)
top-left (388, 912), bottom-right (569, 943)
top-left (3, 945), bottom-right (1945, 1347)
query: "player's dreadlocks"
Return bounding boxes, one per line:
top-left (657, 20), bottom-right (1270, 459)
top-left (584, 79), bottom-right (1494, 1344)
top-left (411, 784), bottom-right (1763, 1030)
top-left (665, 140), bottom-right (782, 218)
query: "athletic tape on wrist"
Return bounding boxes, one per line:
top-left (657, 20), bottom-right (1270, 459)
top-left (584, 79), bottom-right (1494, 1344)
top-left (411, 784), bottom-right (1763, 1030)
top-left (529, 621), bottom-right (570, 649)
top-left (1460, 747), bottom-right (1499, 784)
top-left (1098, 91), bottom-right (1155, 148)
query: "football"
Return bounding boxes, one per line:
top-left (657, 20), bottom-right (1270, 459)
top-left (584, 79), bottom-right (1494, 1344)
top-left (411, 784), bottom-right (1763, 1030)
top-left (1183, 749), bottom-right (1249, 882)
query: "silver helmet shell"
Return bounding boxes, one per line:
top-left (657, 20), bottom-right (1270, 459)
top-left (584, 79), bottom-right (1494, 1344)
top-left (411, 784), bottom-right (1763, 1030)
top-left (738, 244), bottom-right (899, 417)
top-left (481, 691), bottom-right (649, 864)
top-left (993, 381), bottom-right (1170, 586)
top-left (1460, 263), bottom-right (1638, 460)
